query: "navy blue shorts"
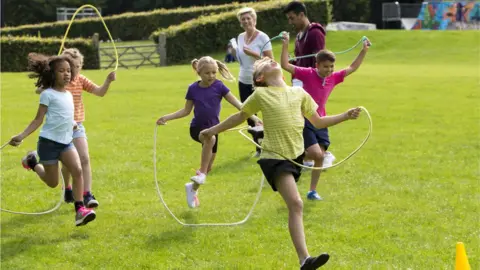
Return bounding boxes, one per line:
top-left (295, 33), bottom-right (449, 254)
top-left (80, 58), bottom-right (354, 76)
top-left (189, 126), bottom-right (218, 153)
top-left (303, 119), bottom-right (330, 150)
top-left (37, 137), bottom-right (74, 165)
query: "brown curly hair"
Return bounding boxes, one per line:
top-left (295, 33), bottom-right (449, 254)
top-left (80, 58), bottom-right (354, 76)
top-left (27, 53), bottom-right (79, 88)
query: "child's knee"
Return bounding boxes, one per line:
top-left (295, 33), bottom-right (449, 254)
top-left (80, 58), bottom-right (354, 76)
top-left (69, 165), bottom-right (83, 179)
top-left (289, 197), bottom-right (304, 213)
top-left (46, 177), bottom-right (59, 188)
top-left (309, 150), bottom-right (325, 162)
top-left (79, 154), bottom-right (90, 167)
top-left (204, 135), bottom-right (216, 146)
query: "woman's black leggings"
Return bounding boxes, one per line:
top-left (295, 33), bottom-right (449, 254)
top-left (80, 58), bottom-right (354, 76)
top-left (239, 81), bottom-right (263, 152)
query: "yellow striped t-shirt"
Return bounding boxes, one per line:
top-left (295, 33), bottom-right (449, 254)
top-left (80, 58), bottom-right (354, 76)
top-left (241, 86), bottom-right (318, 160)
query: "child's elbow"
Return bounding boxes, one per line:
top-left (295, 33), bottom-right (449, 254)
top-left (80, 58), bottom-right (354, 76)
top-left (312, 121), bottom-right (326, 129)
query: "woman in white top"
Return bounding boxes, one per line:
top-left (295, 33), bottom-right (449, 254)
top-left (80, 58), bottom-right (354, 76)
top-left (231, 7), bottom-right (273, 157)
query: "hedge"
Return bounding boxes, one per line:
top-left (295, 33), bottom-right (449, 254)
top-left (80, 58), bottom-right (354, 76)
top-left (0, 3), bottom-right (248, 41)
top-left (150, 0), bottom-right (329, 65)
top-left (331, 0), bottom-right (370, 23)
top-left (1, 36), bottom-right (99, 72)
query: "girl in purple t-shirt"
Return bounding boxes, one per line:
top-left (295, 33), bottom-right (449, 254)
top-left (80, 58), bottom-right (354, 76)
top-left (156, 56), bottom-right (261, 208)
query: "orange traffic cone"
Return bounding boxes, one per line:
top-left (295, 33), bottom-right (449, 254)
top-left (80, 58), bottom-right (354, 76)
top-left (455, 242), bottom-right (471, 270)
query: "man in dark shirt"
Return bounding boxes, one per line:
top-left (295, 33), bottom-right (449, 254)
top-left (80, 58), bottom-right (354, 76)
top-left (284, 1), bottom-right (336, 201)
top-left (284, 1), bottom-right (327, 76)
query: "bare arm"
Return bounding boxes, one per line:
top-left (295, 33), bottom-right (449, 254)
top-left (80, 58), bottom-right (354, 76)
top-left (9, 105), bottom-right (47, 146)
top-left (263, 50), bottom-right (273, 59)
top-left (345, 40), bottom-right (370, 77)
top-left (200, 111), bottom-right (250, 139)
top-left (223, 92), bottom-right (262, 124)
top-left (306, 108), bottom-right (361, 129)
top-left (156, 100), bottom-right (194, 125)
top-left (280, 32), bottom-right (295, 74)
top-left (91, 71), bottom-right (116, 97)
top-left (243, 47), bottom-right (261, 60)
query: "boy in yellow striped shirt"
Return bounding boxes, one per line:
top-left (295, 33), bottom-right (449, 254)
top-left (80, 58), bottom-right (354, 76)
top-left (200, 57), bottom-right (361, 269)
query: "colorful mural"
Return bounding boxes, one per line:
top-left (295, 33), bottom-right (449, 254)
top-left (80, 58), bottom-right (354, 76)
top-left (412, 1), bottom-right (480, 30)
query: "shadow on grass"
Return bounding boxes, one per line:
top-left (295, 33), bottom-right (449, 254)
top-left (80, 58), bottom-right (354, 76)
top-left (207, 154), bottom-right (255, 176)
top-left (1, 205), bottom-right (90, 262)
top-left (144, 211), bottom-right (200, 250)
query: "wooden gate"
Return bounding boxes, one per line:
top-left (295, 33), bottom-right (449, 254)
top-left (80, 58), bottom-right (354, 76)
top-left (99, 44), bottom-right (161, 69)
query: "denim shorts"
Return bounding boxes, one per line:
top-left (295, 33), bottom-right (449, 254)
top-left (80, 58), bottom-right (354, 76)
top-left (73, 122), bottom-right (87, 139)
top-left (37, 137), bottom-right (75, 165)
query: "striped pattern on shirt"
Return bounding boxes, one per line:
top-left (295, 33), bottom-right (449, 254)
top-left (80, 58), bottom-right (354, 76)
top-left (241, 86), bottom-right (318, 160)
top-left (66, 74), bottom-right (98, 123)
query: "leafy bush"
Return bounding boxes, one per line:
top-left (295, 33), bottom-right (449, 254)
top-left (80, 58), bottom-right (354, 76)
top-left (150, 0), bottom-right (329, 65)
top-left (1, 36), bottom-right (99, 72)
top-left (1, 3), bottom-right (248, 41)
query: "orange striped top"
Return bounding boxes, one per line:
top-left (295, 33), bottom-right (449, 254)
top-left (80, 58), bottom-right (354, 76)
top-left (66, 75), bottom-right (98, 122)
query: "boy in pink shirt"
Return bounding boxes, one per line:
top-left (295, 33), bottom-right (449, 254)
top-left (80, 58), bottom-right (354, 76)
top-left (280, 31), bottom-right (370, 201)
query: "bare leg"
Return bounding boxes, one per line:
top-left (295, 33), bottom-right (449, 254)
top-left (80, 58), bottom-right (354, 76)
top-left (61, 164), bottom-right (71, 188)
top-left (305, 144), bottom-right (326, 192)
top-left (207, 153), bottom-right (216, 173)
top-left (33, 163), bottom-right (60, 188)
top-left (192, 135), bottom-right (216, 191)
top-left (72, 137), bottom-right (92, 192)
top-left (59, 149), bottom-right (83, 202)
top-left (275, 172), bottom-right (309, 262)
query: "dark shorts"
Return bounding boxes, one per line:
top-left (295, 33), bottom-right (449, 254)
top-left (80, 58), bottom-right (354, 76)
top-left (37, 137), bottom-right (74, 165)
top-left (303, 119), bottom-right (330, 150)
top-left (257, 154), bottom-right (304, 192)
top-left (189, 126), bottom-right (219, 153)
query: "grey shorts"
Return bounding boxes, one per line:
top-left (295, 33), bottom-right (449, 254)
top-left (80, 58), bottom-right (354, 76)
top-left (37, 137), bottom-right (75, 165)
top-left (73, 122), bottom-right (87, 139)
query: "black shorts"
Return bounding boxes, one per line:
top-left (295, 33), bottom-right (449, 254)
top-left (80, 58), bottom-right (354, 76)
top-left (303, 118), bottom-right (330, 150)
top-left (257, 154), bottom-right (304, 192)
top-left (189, 126), bottom-right (218, 153)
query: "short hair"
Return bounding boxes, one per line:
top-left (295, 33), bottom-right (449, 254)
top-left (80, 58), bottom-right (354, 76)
top-left (315, 50), bottom-right (336, 63)
top-left (283, 1), bottom-right (307, 16)
top-left (237, 7), bottom-right (257, 21)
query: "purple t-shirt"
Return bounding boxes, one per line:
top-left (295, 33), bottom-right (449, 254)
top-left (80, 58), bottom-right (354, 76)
top-left (185, 80), bottom-right (230, 129)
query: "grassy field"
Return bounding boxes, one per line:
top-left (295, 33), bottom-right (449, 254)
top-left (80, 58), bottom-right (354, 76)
top-left (1, 30), bottom-right (479, 269)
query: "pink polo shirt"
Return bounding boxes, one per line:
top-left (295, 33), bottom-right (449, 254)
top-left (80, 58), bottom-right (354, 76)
top-left (294, 66), bottom-right (346, 116)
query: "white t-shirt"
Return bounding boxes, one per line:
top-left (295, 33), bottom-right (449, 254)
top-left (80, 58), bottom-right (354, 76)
top-left (39, 88), bottom-right (75, 145)
top-left (236, 31), bottom-right (272, 84)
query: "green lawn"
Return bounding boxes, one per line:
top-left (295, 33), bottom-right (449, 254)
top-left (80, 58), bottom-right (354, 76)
top-left (1, 30), bottom-right (479, 269)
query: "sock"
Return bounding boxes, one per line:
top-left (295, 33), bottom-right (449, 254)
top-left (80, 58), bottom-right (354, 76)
top-left (66, 185), bottom-right (72, 190)
top-left (300, 256), bottom-right (310, 266)
top-left (74, 201), bottom-right (84, 212)
top-left (83, 191), bottom-right (91, 196)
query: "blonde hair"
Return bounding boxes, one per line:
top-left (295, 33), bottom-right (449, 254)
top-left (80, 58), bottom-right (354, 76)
top-left (191, 56), bottom-right (235, 82)
top-left (62, 48), bottom-right (84, 66)
top-left (252, 57), bottom-right (271, 87)
top-left (237, 7), bottom-right (257, 21)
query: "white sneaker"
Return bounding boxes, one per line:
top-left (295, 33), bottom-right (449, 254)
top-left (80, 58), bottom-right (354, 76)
top-left (190, 171), bottom-right (206, 185)
top-left (322, 151), bottom-right (336, 168)
top-left (185, 183), bottom-right (199, 208)
top-left (303, 160), bottom-right (314, 167)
